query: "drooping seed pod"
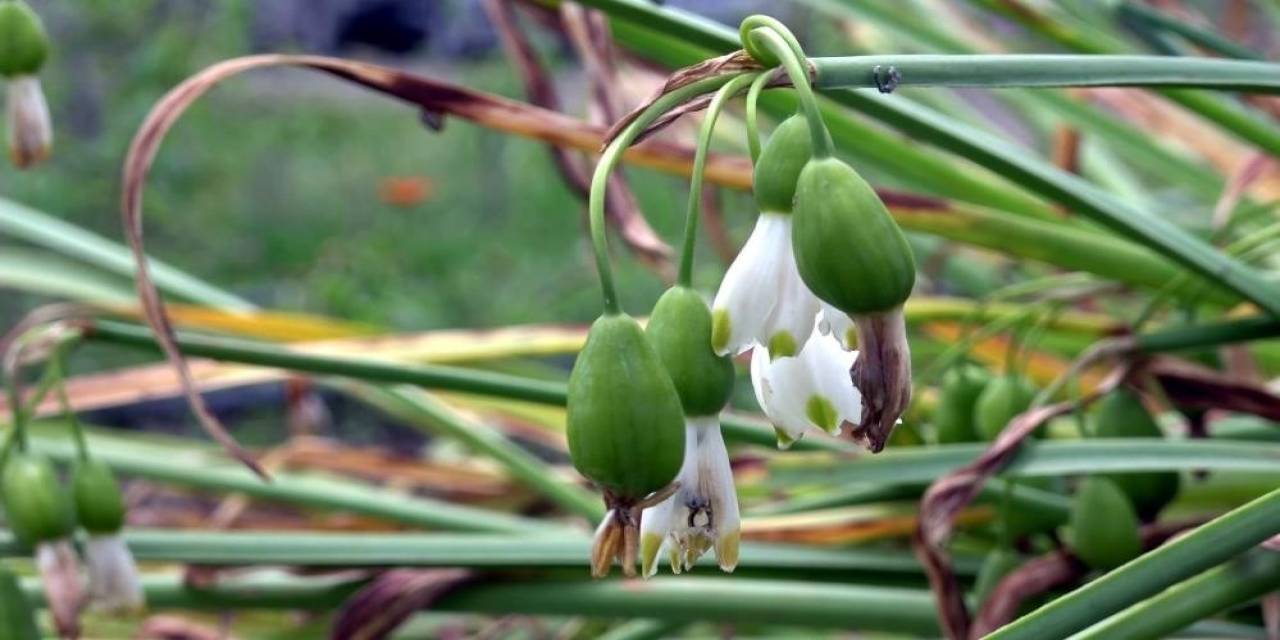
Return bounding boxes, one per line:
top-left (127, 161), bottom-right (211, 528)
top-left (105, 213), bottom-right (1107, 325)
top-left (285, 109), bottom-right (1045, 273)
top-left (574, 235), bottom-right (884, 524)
top-left (1087, 389), bottom-right (1180, 521)
top-left (568, 312), bottom-right (686, 577)
top-left (974, 374), bottom-right (1037, 441)
top-left (646, 287), bottom-right (735, 418)
top-left (935, 363), bottom-right (991, 444)
top-left (752, 114), bottom-right (811, 215)
top-left (791, 157), bottom-right (916, 316)
top-left (0, 1), bottom-right (49, 78)
top-left (2, 452), bottom-right (73, 545)
top-left (1070, 477), bottom-right (1142, 570)
top-left (73, 459), bottom-right (126, 535)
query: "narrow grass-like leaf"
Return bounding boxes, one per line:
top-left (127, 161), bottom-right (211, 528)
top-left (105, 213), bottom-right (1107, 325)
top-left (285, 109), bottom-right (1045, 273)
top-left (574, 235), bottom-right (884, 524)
top-left (987, 486), bottom-right (1280, 639)
top-left (0, 248), bottom-right (134, 303)
top-left (25, 424), bottom-right (558, 534)
top-left (772, 439), bottom-right (1280, 486)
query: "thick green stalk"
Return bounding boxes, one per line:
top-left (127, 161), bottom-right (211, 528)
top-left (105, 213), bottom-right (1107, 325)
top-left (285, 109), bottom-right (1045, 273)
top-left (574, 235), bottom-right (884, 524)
top-left (772, 439), bottom-right (1280, 486)
top-left (988, 487), bottom-right (1280, 639)
top-left (680, 73), bottom-right (759, 286)
top-left (1072, 548), bottom-right (1280, 640)
top-left (23, 573), bottom-right (944, 634)
top-left (809, 55), bottom-right (1280, 93)
top-left (588, 75), bottom-right (734, 312)
top-left (0, 528), bottom-right (963, 577)
top-left (25, 423), bottom-right (557, 533)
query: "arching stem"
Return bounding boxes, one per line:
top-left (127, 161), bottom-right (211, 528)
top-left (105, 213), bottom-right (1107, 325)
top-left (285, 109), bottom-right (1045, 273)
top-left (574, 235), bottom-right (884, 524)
top-left (588, 75), bottom-right (743, 313)
top-left (679, 73), bottom-right (760, 287)
top-left (739, 18), bottom-right (834, 158)
top-left (744, 70), bottom-right (775, 164)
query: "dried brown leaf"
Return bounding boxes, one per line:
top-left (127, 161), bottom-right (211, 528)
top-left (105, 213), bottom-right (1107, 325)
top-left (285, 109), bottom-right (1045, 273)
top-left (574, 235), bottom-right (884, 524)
top-left (1146, 355), bottom-right (1280, 421)
top-left (330, 569), bottom-right (473, 640)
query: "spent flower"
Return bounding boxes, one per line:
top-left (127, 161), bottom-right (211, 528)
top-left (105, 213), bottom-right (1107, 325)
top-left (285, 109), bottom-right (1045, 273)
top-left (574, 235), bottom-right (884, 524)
top-left (2, 452), bottom-right (81, 638)
top-left (73, 459), bottom-right (144, 614)
top-left (0, 0), bottom-right (51, 168)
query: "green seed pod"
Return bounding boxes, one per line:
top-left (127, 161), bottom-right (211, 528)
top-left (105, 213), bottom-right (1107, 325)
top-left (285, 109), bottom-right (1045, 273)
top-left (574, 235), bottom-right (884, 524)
top-left (0, 1), bottom-right (49, 78)
top-left (72, 458), bottom-right (126, 535)
top-left (1088, 389), bottom-right (1180, 521)
top-left (1, 453), bottom-right (73, 544)
top-left (646, 287), bottom-right (735, 417)
top-left (1070, 477), bottom-right (1142, 570)
top-left (935, 363), bottom-right (991, 444)
top-left (568, 313), bottom-right (686, 499)
top-left (0, 568), bottom-right (39, 640)
top-left (753, 114), bottom-right (811, 214)
top-left (972, 548), bottom-right (1022, 608)
top-left (792, 157), bottom-right (916, 315)
top-left (974, 374), bottom-right (1037, 441)
top-left (1001, 477), bottom-right (1068, 539)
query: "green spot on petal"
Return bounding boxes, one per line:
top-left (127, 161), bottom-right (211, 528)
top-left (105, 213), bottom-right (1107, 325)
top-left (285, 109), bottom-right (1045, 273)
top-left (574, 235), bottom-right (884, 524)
top-left (845, 327), bottom-right (858, 348)
top-left (773, 426), bottom-right (796, 450)
top-left (640, 533), bottom-right (664, 578)
top-left (768, 331), bottom-right (798, 359)
top-left (806, 395), bottom-right (839, 433)
top-left (711, 309), bottom-right (731, 353)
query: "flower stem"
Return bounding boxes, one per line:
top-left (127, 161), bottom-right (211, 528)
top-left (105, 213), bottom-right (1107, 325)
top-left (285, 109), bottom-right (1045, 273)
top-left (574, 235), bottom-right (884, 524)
top-left (745, 26), bottom-right (834, 158)
top-left (744, 71), bottom-right (774, 164)
top-left (678, 73), bottom-right (759, 287)
top-left (588, 76), bottom-right (743, 313)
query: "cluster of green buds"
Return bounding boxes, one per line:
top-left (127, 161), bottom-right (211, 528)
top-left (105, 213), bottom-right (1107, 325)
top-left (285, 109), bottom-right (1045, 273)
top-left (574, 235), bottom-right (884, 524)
top-left (568, 15), bottom-right (918, 577)
top-left (1, 450), bottom-right (144, 635)
top-left (0, 0), bottom-right (52, 168)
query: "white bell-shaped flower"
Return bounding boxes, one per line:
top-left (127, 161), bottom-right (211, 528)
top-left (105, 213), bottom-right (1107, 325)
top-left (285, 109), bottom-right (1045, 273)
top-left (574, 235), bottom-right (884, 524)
top-left (36, 538), bottom-right (83, 639)
top-left (751, 324), bottom-right (861, 448)
top-left (639, 416), bottom-right (740, 577)
top-left (6, 75), bottom-right (51, 168)
top-left (84, 533), bottom-right (145, 614)
top-left (711, 213), bottom-right (821, 358)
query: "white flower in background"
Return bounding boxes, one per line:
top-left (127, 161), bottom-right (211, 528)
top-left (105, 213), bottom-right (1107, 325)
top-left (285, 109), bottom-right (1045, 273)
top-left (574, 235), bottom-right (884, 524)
top-left (36, 539), bottom-right (83, 638)
top-left (751, 324), bottom-right (861, 448)
top-left (5, 75), bottom-right (50, 168)
top-left (640, 416), bottom-right (740, 576)
top-left (84, 534), bottom-right (144, 614)
top-left (711, 213), bottom-right (821, 358)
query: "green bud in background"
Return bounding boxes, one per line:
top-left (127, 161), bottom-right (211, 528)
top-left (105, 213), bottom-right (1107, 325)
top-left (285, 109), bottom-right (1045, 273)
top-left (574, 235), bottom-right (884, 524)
top-left (1087, 389), bottom-right (1180, 521)
top-left (0, 1), bottom-right (49, 78)
top-left (752, 114), bottom-right (811, 214)
top-left (972, 548), bottom-right (1022, 609)
top-left (934, 363), bottom-right (991, 444)
top-left (73, 458), bottom-right (127, 535)
top-left (1069, 477), bottom-right (1142, 571)
top-left (1, 453), bottom-right (73, 545)
top-left (568, 313), bottom-right (686, 498)
top-left (974, 374), bottom-right (1037, 441)
top-left (0, 567), bottom-right (39, 640)
top-left (791, 157), bottom-right (916, 315)
top-left (646, 287), bottom-right (735, 417)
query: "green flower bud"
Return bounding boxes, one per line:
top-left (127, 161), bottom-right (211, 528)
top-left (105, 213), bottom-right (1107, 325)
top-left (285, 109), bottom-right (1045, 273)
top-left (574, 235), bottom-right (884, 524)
top-left (1070, 477), bottom-right (1142, 570)
top-left (934, 363), bottom-right (991, 444)
top-left (1, 453), bottom-right (73, 544)
top-left (753, 114), bottom-right (811, 214)
top-left (974, 374), bottom-right (1037, 442)
top-left (1088, 389), bottom-right (1180, 520)
top-left (0, 567), bottom-right (39, 640)
top-left (791, 157), bottom-right (916, 315)
top-left (568, 313), bottom-right (686, 500)
top-left (0, 1), bottom-right (49, 78)
top-left (646, 287), bottom-right (735, 417)
top-left (73, 458), bottom-right (126, 535)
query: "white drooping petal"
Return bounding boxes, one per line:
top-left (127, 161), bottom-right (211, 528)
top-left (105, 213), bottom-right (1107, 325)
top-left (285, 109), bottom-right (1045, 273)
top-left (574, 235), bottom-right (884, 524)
top-left (712, 213), bottom-right (821, 357)
top-left (639, 417), bottom-right (740, 576)
top-left (6, 75), bottom-right (51, 168)
top-left (751, 327), bottom-right (862, 448)
top-left (85, 534), bottom-right (145, 614)
top-left (37, 539), bottom-right (83, 639)
top-left (819, 303), bottom-right (857, 350)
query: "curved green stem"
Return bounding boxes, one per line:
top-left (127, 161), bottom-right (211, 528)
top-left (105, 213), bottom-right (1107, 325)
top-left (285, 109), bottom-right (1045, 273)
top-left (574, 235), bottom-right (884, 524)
top-left (744, 70), bottom-right (774, 164)
top-left (588, 75), bottom-right (743, 313)
top-left (48, 348), bottom-right (88, 462)
top-left (748, 27), bottom-right (834, 158)
top-left (679, 73), bottom-right (759, 287)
